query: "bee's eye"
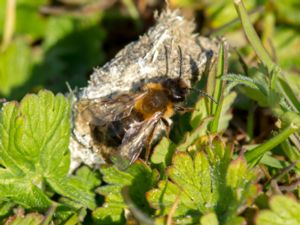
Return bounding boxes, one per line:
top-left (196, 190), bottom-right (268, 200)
top-left (163, 78), bottom-right (188, 102)
top-left (171, 89), bottom-right (186, 101)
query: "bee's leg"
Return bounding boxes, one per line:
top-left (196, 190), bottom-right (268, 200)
top-left (144, 125), bottom-right (157, 163)
top-left (161, 117), bottom-right (172, 137)
top-left (175, 105), bottom-right (194, 114)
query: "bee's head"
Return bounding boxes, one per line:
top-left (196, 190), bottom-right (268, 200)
top-left (162, 78), bottom-right (188, 102)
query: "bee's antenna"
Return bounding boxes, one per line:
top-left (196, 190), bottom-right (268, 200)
top-left (190, 88), bottom-right (218, 104)
top-left (164, 45), bottom-right (169, 76)
top-left (178, 46), bottom-right (183, 79)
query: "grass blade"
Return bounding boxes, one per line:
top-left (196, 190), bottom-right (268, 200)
top-left (233, 0), bottom-right (274, 72)
top-left (245, 123), bottom-right (299, 167)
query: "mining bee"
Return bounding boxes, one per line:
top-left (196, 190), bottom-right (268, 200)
top-left (74, 46), bottom-right (215, 169)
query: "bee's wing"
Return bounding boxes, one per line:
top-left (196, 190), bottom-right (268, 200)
top-left (76, 93), bottom-right (142, 123)
top-left (114, 112), bottom-right (163, 168)
top-left (74, 92), bottom-right (144, 146)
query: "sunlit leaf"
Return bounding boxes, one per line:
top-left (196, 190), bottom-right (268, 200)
top-left (4, 213), bottom-right (44, 225)
top-left (0, 90), bottom-right (95, 210)
top-left (93, 162), bottom-right (159, 225)
top-left (147, 137), bottom-right (259, 224)
top-left (257, 195), bottom-right (300, 225)
top-left (0, 40), bottom-right (32, 97)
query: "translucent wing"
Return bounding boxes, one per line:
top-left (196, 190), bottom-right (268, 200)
top-left (113, 112), bottom-right (163, 169)
top-left (75, 92), bottom-right (144, 134)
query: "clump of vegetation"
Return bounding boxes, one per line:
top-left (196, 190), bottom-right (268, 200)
top-left (0, 0), bottom-right (300, 224)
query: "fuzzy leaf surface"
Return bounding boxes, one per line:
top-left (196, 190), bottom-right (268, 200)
top-left (147, 137), bottom-right (258, 225)
top-left (93, 161), bottom-right (159, 224)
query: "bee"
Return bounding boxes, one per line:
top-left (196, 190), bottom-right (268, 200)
top-left (74, 46), bottom-right (213, 168)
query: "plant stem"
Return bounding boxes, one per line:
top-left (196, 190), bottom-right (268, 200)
top-left (2, 0), bottom-right (16, 51)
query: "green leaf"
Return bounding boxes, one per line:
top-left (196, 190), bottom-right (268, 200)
top-left (4, 213), bottom-right (44, 225)
top-left (190, 97), bottom-right (209, 129)
top-left (177, 116), bottom-right (213, 151)
top-left (147, 137), bottom-right (258, 224)
top-left (0, 90), bottom-right (95, 210)
top-left (16, 2), bottom-right (48, 39)
top-left (256, 195), bottom-right (300, 225)
top-left (0, 39), bottom-right (32, 96)
top-left (217, 91), bottom-right (237, 132)
top-left (0, 1), bottom-right (47, 40)
top-left (150, 137), bottom-right (176, 167)
top-left (47, 177), bottom-right (96, 210)
top-left (72, 166), bottom-right (101, 191)
top-left (205, 0), bottom-right (255, 28)
top-left (93, 162), bottom-right (159, 225)
top-left (245, 123), bottom-right (299, 167)
top-left (93, 206), bottom-right (125, 225)
top-left (260, 153), bottom-right (286, 169)
top-left (200, 213), bottom-right (219, 225)
top-left (36, 21), bottom-right (106, 94)
top-left (51, 168), bottom-right (100, 211)
top-left (222, 73), bottom-right (260, 90)
top-left (53, 166), bottom-right (101, 209)
top-left (210, 42), bottom-right (229, 133)
top-left (43, 17), bottom-right (75, 50)
top-left (277, 78), bottom-right (300, 113)
top-left (273, 0), bottom-right (300, 26)
top-left (234, 0), bottom-right (275, 72)
top-left (0, 201), bottom-right (15, 222)
top-left (273, 27), bottom-right (300, 72)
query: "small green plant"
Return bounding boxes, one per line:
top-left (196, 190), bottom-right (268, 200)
top-left (148, 137), bottom-right (259, 225)
top-left (0, 91), bottom-right (99, 223)
top-left (1, 0), bottom-right (300, 224)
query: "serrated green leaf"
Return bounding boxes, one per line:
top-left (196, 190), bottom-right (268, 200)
top-left (0, 90), bottom-right (95, 210)
top-left (93, 206), bottom-right (125, 225)
top-left (55, 165), bottom-right (101, 209)
top-left (257, 195), bottom-right (300, 225)
top-left (0, 170), bottom-right (52, 209)
top-left (147, 137), bottom-right (258, 224)
top-left (4, 213), bottom-right (44, 225)
top-left (73, 166), bottom-right (101, 190)
top-left (47, 177), bottom-right (96, 210)
top-left (93, 162), bottom-right (159, 224)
